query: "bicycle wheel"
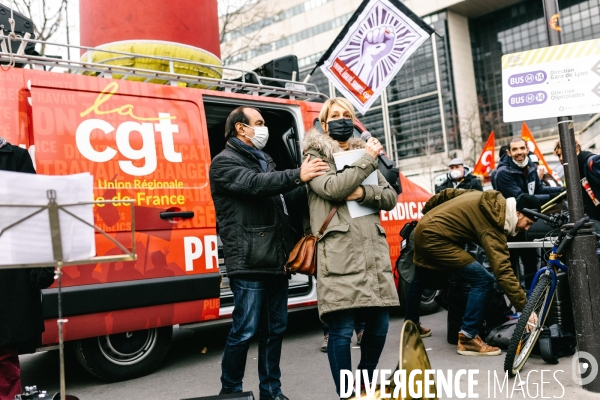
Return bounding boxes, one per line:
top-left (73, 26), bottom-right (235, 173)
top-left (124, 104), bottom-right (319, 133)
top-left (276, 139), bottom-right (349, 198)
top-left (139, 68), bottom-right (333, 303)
top-left (504, 273), bottom-right (553, 377)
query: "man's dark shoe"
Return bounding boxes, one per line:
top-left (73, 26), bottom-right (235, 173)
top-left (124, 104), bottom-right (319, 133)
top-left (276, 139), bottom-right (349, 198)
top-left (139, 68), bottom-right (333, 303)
top-left (271, 394), bottom-right (289, 400)
top-left (418, 323), bottom-right (432, 338)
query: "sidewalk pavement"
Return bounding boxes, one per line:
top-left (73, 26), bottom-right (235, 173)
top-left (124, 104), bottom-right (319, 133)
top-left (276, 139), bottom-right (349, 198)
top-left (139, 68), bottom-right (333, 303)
top-left (404, 311), bottom-right (599, 399)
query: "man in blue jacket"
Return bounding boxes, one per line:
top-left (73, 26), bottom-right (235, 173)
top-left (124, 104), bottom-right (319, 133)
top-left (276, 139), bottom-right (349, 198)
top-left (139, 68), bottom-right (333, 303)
top-left (495, 137), bottom-right (563, 203)
top-left (209, 106), bottom-right (329, 400)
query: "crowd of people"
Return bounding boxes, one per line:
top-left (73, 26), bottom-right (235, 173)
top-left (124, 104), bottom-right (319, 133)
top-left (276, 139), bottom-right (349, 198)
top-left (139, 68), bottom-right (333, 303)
top-left (209, 99), bottom-right (600, 398)
top-left (210, 93), bottom-right (572, 400)
top-left (209, 98), bottom-right (399, 399)
top-left (4, 92), bottom-right (600, 399)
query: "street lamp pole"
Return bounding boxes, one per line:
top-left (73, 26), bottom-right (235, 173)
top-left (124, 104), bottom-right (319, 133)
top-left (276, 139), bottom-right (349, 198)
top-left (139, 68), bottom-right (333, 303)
top-left (542, 0), bottom-right (600, 392)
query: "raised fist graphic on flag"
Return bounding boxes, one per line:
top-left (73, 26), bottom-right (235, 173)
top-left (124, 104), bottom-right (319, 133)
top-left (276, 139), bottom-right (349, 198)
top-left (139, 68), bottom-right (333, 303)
top-left (356, 26), bottom-right (395, 85)
top-left (318, 0), bottom-right (434, 114)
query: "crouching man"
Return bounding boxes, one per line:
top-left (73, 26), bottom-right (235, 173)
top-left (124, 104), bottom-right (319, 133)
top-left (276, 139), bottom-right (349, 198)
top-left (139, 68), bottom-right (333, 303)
top-left (405, 189), bottom-right (539, 355)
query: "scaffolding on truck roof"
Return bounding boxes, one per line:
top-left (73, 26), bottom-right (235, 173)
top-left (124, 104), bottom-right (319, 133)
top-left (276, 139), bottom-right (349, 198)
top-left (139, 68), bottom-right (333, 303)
top-left (0, 34), bottom-right (328, 102)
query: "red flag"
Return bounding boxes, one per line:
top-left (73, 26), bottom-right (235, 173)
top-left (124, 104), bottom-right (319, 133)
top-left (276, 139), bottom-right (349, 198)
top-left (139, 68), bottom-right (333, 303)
top-left (473, 131), bottom-right (495, 177)
top-left (521, 122), bottom-right (553, 175)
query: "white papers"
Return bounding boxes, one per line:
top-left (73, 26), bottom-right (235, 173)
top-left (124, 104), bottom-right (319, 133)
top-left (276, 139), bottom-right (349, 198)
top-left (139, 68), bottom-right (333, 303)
top-left (0, 171), bottom-right (95, 265)
top-left (332, 149), bottom-right (378, 218)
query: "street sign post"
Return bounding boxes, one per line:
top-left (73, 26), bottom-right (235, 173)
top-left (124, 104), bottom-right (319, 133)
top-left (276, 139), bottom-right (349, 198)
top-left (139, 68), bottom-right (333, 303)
top-left (539, 0), bottom-right (600, 393)
top-left (502, 38), bottom-right (600, 122)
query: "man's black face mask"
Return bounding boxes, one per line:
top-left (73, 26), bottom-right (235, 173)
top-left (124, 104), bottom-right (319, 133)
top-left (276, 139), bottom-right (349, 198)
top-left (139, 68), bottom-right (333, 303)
top-left (327, 118), bottom-right (353, 142)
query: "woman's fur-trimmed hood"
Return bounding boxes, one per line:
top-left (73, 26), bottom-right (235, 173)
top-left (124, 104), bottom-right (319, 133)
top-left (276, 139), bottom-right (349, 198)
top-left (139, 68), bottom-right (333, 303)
top-left (302, 127), bottom-right (365, 160)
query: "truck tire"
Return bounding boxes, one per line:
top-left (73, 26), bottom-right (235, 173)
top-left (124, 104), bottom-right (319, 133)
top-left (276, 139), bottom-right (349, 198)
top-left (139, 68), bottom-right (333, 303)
top-left (419, 289), bottom-right (441, 315)
top-left (397, 279), bottom-right (441, 316)
top-left (74, 326), bottom-right (172, 382)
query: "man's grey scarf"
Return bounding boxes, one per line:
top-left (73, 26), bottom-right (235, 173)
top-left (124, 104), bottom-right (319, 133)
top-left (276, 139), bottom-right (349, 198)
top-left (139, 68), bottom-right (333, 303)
top-left (0, 136), bottom-right (7, 148)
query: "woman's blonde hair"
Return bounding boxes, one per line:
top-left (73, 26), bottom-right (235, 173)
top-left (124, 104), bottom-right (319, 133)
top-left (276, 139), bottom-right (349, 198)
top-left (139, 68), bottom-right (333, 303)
top-left (318, 97), bottom-right (356, 125)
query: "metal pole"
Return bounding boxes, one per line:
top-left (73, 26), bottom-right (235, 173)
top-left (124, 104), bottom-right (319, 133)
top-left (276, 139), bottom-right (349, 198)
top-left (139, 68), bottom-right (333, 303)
top-left (57, 263), bottom-right (66, 400)
top-left (432, 34), bottom-right (449, 158)
top-left (542, 0), bottom-right (600, 392)
top-left (47, 190), bottom-right (67, 400)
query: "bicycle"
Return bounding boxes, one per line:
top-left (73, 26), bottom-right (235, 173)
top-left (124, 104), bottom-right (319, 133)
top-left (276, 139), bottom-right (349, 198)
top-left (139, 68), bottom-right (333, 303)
top-left (503, 209), bottom-right (593, 377)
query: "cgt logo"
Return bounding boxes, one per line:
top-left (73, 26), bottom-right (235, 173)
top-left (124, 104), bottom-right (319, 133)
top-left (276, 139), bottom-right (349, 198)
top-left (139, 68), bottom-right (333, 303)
top-left (479, 150), bottom-right (493, 172)
top-left (75, 82), bottom-right (182, 176)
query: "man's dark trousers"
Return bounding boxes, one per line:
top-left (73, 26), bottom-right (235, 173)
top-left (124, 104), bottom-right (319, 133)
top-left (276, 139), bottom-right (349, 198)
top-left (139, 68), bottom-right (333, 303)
top-left (220, 276), bottom-right (288, 400)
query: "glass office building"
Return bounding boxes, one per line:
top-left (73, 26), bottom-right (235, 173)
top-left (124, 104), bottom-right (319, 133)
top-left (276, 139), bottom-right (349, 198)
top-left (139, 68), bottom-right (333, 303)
top-left (224, 0), bottom-right (600, 184)
top-left (306, 0), bottom-right (600, 161)
top-left (471, 0), bottom-right (600, 142)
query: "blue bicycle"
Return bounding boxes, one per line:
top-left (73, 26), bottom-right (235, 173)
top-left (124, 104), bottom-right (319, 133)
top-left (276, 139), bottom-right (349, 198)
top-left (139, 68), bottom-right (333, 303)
top-left (504, 209), bottom-right (591, 376)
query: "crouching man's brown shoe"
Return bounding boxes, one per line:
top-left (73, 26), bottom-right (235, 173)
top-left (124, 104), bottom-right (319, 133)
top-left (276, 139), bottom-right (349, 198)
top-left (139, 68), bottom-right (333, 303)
top-left (457, 333), bottom-right (501, 356)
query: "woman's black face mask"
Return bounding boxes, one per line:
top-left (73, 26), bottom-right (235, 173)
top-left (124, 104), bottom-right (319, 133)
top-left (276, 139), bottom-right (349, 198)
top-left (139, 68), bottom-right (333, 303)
top-left (327, 118), bottom-right (354, 142)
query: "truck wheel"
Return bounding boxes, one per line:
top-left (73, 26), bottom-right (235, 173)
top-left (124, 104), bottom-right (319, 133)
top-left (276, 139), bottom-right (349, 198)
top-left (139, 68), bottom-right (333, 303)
top-left (398, 280), bottom-right (440, 316)
top-left (420, 289), bottom-right (441, 315)
top-left (74, 326), bottom-right (172, 382)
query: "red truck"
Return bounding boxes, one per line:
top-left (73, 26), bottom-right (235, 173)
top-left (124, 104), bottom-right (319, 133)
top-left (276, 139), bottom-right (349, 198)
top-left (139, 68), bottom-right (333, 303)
top-left (0, 39), bottom-right (419, 381)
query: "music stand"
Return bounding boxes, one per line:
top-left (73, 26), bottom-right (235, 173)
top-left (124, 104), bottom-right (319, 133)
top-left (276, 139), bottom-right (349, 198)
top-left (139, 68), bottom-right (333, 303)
top-left (0, 190), bottom-right (137, 400)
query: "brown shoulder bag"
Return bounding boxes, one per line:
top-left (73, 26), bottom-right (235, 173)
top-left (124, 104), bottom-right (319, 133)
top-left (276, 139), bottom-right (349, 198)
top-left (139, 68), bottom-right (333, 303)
top-left (284, 203), bottom-right (341, 276)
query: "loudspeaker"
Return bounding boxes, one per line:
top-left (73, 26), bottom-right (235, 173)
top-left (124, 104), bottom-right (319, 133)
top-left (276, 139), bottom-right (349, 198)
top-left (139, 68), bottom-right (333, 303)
top-left (0, 4), bottom-right (38, 58)
top-left (236, 55), bottom-right (299, 89)
top-left (181, 392), bottom-right (255, 400)
top-left (255, 55), bottom-right (299, 82)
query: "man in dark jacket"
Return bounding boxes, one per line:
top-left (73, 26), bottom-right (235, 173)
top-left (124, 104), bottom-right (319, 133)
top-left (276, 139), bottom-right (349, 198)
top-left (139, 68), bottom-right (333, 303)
top-left (435, 158), bottom-right (482, 194)
top-left (209, 106), bottom-right (328, 400)
top-left (495, 137), bottom-right (563, 203)
top-left (0, 138), bottom-right (55, 400)
top-left (406, 189), bottom-right (540, 356)
top-left (496, 138), bottom-right (563, 288)
top-left (554, 140), bottom-right (600, 221)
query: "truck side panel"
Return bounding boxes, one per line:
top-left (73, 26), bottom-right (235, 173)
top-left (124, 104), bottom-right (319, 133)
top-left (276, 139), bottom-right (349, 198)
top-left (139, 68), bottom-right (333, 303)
top-left (42, 298), bottom-right (220, 343)
top-left (15, 70), bottom-right (222, 344)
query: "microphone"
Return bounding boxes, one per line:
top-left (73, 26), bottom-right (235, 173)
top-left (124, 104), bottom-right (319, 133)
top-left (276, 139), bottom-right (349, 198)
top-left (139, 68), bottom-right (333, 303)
top-left (360, 131), bottom-right (394, 169)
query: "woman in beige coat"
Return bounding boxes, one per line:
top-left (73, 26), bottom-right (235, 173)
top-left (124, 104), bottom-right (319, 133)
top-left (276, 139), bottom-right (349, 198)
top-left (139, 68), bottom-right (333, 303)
top-left (302, 97), bottom-right (399, 397)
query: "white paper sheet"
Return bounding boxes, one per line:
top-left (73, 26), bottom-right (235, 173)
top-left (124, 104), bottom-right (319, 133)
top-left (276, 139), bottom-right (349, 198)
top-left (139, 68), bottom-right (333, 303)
top-left (332, 149), bottom-right (379, 218)
top-left (0, 171), bottom-right (95, 265)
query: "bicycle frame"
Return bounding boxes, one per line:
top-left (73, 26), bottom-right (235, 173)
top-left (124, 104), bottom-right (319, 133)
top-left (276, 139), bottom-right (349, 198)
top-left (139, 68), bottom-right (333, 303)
top-left (504, 211), bottom-right (593, 376)
top-left (527, 248), bottom-right (568, 323)
top-left (525, 212), bottom-right (591, 324)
